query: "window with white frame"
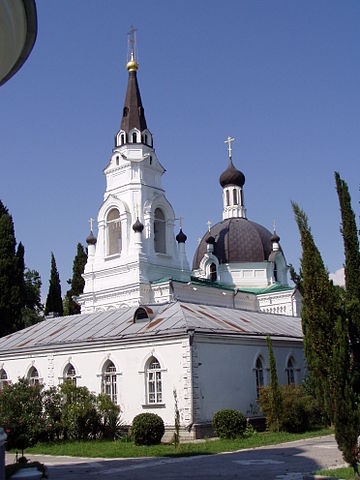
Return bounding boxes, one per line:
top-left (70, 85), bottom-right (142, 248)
top-left (107, 208), bottom-right (121, 255)
top-left (154, 208), bottom-right (166, 253)
top-left (286, 357), bottom-right (295, 385)
top-left (146, 356), bottom-right (162, 404)
top-left (102, 361), bottom-right (117, 403)
top-left (0, 368), bottom-right (9, 389)
top-left (28, 366), bottom-right (39, 385)
top-left (255, 356), bottom-right (264, 398)
top-left (63, 363), bottom-right (77, 386)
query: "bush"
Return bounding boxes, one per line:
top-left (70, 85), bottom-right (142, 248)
top-left (131, 413), bottom-right (165, 445)
top-left (0, 378), bottom-right (44, 449)
top-left (97, 393), bottom-right (122, 439)
top-left (259, 384), bottom-right (327, 433)
top-left (212, 409), bottom-right (247, 439)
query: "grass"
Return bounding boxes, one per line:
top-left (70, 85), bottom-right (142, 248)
top-left (316, 467), bottom-right (355, 479)
top-left (19, 428), bottom-right (333, 459)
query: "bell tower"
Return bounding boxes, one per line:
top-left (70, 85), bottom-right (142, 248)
top-left (79, 29), bottom-right (190, 313)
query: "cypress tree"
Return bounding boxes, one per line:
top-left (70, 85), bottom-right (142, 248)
top-left (333, 172), bottom-right (360, 478)
top-left (0, 200), bottom-right (25, 336)
top-left (292, 202), bottom-right (337, 418)
top-left (335, 172), bottom-right (360, 389)
top-left (45, 253), bottom-right (63, 316)
top-left (64, 243), bottom-right (87, 315)
top-left (266, 336), bottom-right (283, 432)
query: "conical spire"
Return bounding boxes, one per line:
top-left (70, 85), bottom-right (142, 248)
top-left (120, 28), bottom-right (147, 134)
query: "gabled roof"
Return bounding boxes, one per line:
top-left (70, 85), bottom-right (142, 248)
top-left (0, 301), bottom-right (302, 354)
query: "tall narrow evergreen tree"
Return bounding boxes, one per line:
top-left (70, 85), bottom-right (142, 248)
top-left (333, 172), bottom-right (360, 477)
top-left (266, 336), bottom-right (283, 432)
top-left (45, 253), bottom-right (63, 316)
top-left (64, 243), bottom-right (87, 315)
top-left (0, 200), bottom-right (25, 336)
top-left (292, 202), bottom-right (338, 418)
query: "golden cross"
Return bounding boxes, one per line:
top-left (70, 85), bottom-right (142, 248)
top-left (89, 217), bottom-right (94, 232)
top-left (273, 219), bottom-right (276, 233)
top-left (179, 216), bottom-right (183, 229)
top-left (207, 220), bottom-right (211, 233)
top-left (224, 136), bottom-right (235, 159)
top-left (136, 204), bottom-right (139, 218)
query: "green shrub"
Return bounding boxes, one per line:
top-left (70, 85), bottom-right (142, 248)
top-left (212, 409), bottom-right (247, 439)
top-left (97, 393), bottom-right (122, 439)
top-left (259, 384), bottom-right (327, 433)
top-left (0, 378), bottom-right (44, 449)
top-left (131, 413), bottom-right (165, 445)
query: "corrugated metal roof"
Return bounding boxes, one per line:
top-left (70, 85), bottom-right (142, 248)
top-left (0, 302), bottom-right (303, 353)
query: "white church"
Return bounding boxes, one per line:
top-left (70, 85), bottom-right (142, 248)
top-left (0, 36), bottom-right (304, 439)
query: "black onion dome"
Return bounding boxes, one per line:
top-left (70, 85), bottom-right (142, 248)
top-left (132, 218), bottom-right (144, 233)
top-left (206, 235), bottom-right (215, 245)
top-left (219, 158), bottom-right (245, 188)
top-left (192, 218), bottom-right (275, 269)
top-left (86, 231), bottom-right (97, 245)
top-left (176, 228), bottom-right (187, 243)
top-left (271, 232), bottom-right (280, 243)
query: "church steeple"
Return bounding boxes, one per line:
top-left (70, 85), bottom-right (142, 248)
top-left (120, 27), bottom-right (147, 135)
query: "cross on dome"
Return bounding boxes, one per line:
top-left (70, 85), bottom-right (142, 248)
top-left (224, 136), bottom-right (235, 159)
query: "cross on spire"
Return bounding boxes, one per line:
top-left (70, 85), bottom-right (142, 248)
top-left (273, 219), bottom-right (276, 233)
top-left (127, 25), bottom-right (137, 62)
top-left (179, 215), bottom-right (183, 229)
top-left (89, 217), bottom-right (94, 232)
top-left (207, 220), bottom-right (212, 233)
top-left (224, 136), bottom-right (235, 160)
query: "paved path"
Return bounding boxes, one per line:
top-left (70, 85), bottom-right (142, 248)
top-left (6, 435), bottom-right (346, 479)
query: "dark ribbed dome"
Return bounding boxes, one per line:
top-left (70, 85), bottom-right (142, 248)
top-left (193, 218), bottom-right (275, 269)
top-left (219, 159), bottom-right (245, 188)
top-left (86, 231), bottom-right (97, 245)
top-left (176, 228), bottom-right (187, 243)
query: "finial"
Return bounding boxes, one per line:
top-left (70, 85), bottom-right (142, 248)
top-left (224, 136), bottom-right (235, 160)
top-left (207, 220), bottom-right (212, 233)
top-left (126, 25), bottom-right (139, 71)
top-left (179, 216), bottom-right (183, 229)
top-left (89, 217), bottom-right (94, 233)
top-left (273, 219), bottom-right (276, 233)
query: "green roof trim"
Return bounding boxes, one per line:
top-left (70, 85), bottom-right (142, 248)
top-left (237, 284), bottom-right (294, 295)
top-left (150, 276), bottom-right (235, 292)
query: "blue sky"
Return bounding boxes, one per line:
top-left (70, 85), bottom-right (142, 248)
top-left (1, 0), bottom-right (359, 299)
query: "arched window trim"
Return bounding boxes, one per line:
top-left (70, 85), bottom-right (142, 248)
top-left (233, 188), bottom-right (238, 205)
top-left (0, 368), bottom-right (9, 389)
top-left (209, 263), bottom-right (217, 282)
top-left (106, 208), bottom-right (122, 256)
top-left (100, 360), bottom-right (119, 404)
top-left (134, 306), bottom-right (154, 323)
top-left (154, 207), bottom-right (166, 254)
top-left (254, 356), bottom-right (264, 398)
top-left (225, 190), bottom-right (230, 206)
top-left (62, 363), bottom-right (78, 386)
top-left (286, 356), bottom-right (296, 385)
top-left (27, 366), bottom-right (41, 385)
top-left (146, 356), bottom-right (163, 405)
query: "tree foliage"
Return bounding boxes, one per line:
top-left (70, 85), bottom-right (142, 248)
top-left (292, 202), bottom-right (338, 419)
top-left (266, 336), bottom-right (283, 432)
top-left (293, 173), bottom-right (360, 479)
top-left (64, 243), bottom-right (87, 315)
top-left (0, 200), bottom-right (25, 336)
top-left (44, 252), bottom-right (63, 316)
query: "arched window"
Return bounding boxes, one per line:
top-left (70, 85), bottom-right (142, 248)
top-left (255, 357), bottom-right (264, 398)
top-left (240, 190), bottom-right (244, 206)
top-left (107, 208), bottom-right (121, 255)
top-left (121, 134), bottom-right (125, 145)
top-left (154, 208), bottom-right (166, 253)
top-left (102, 361), bottom-right (117, 403)
top-left (64, 363), bottom-right (77, 386)
top-left (132, 132), bottom-right (137, 143)
top-left (209, 263), bottom-right (217, 282)
top-left (147, 357), bottom-right (162, 404)
top-left (233, 189), bottom-right (238, 205)
top-left (0, 369), bottom-right (8, 389)
top-left (144, 134), bottom-right (148, 145)
top-left (274, 262), bottom-right (278, 282)
top-left (226, 190), bottom-right (230, 206)
top-left (287, 357), bottom-right (295, 385)
top-left (28, 366), bottom-right (39, 385)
